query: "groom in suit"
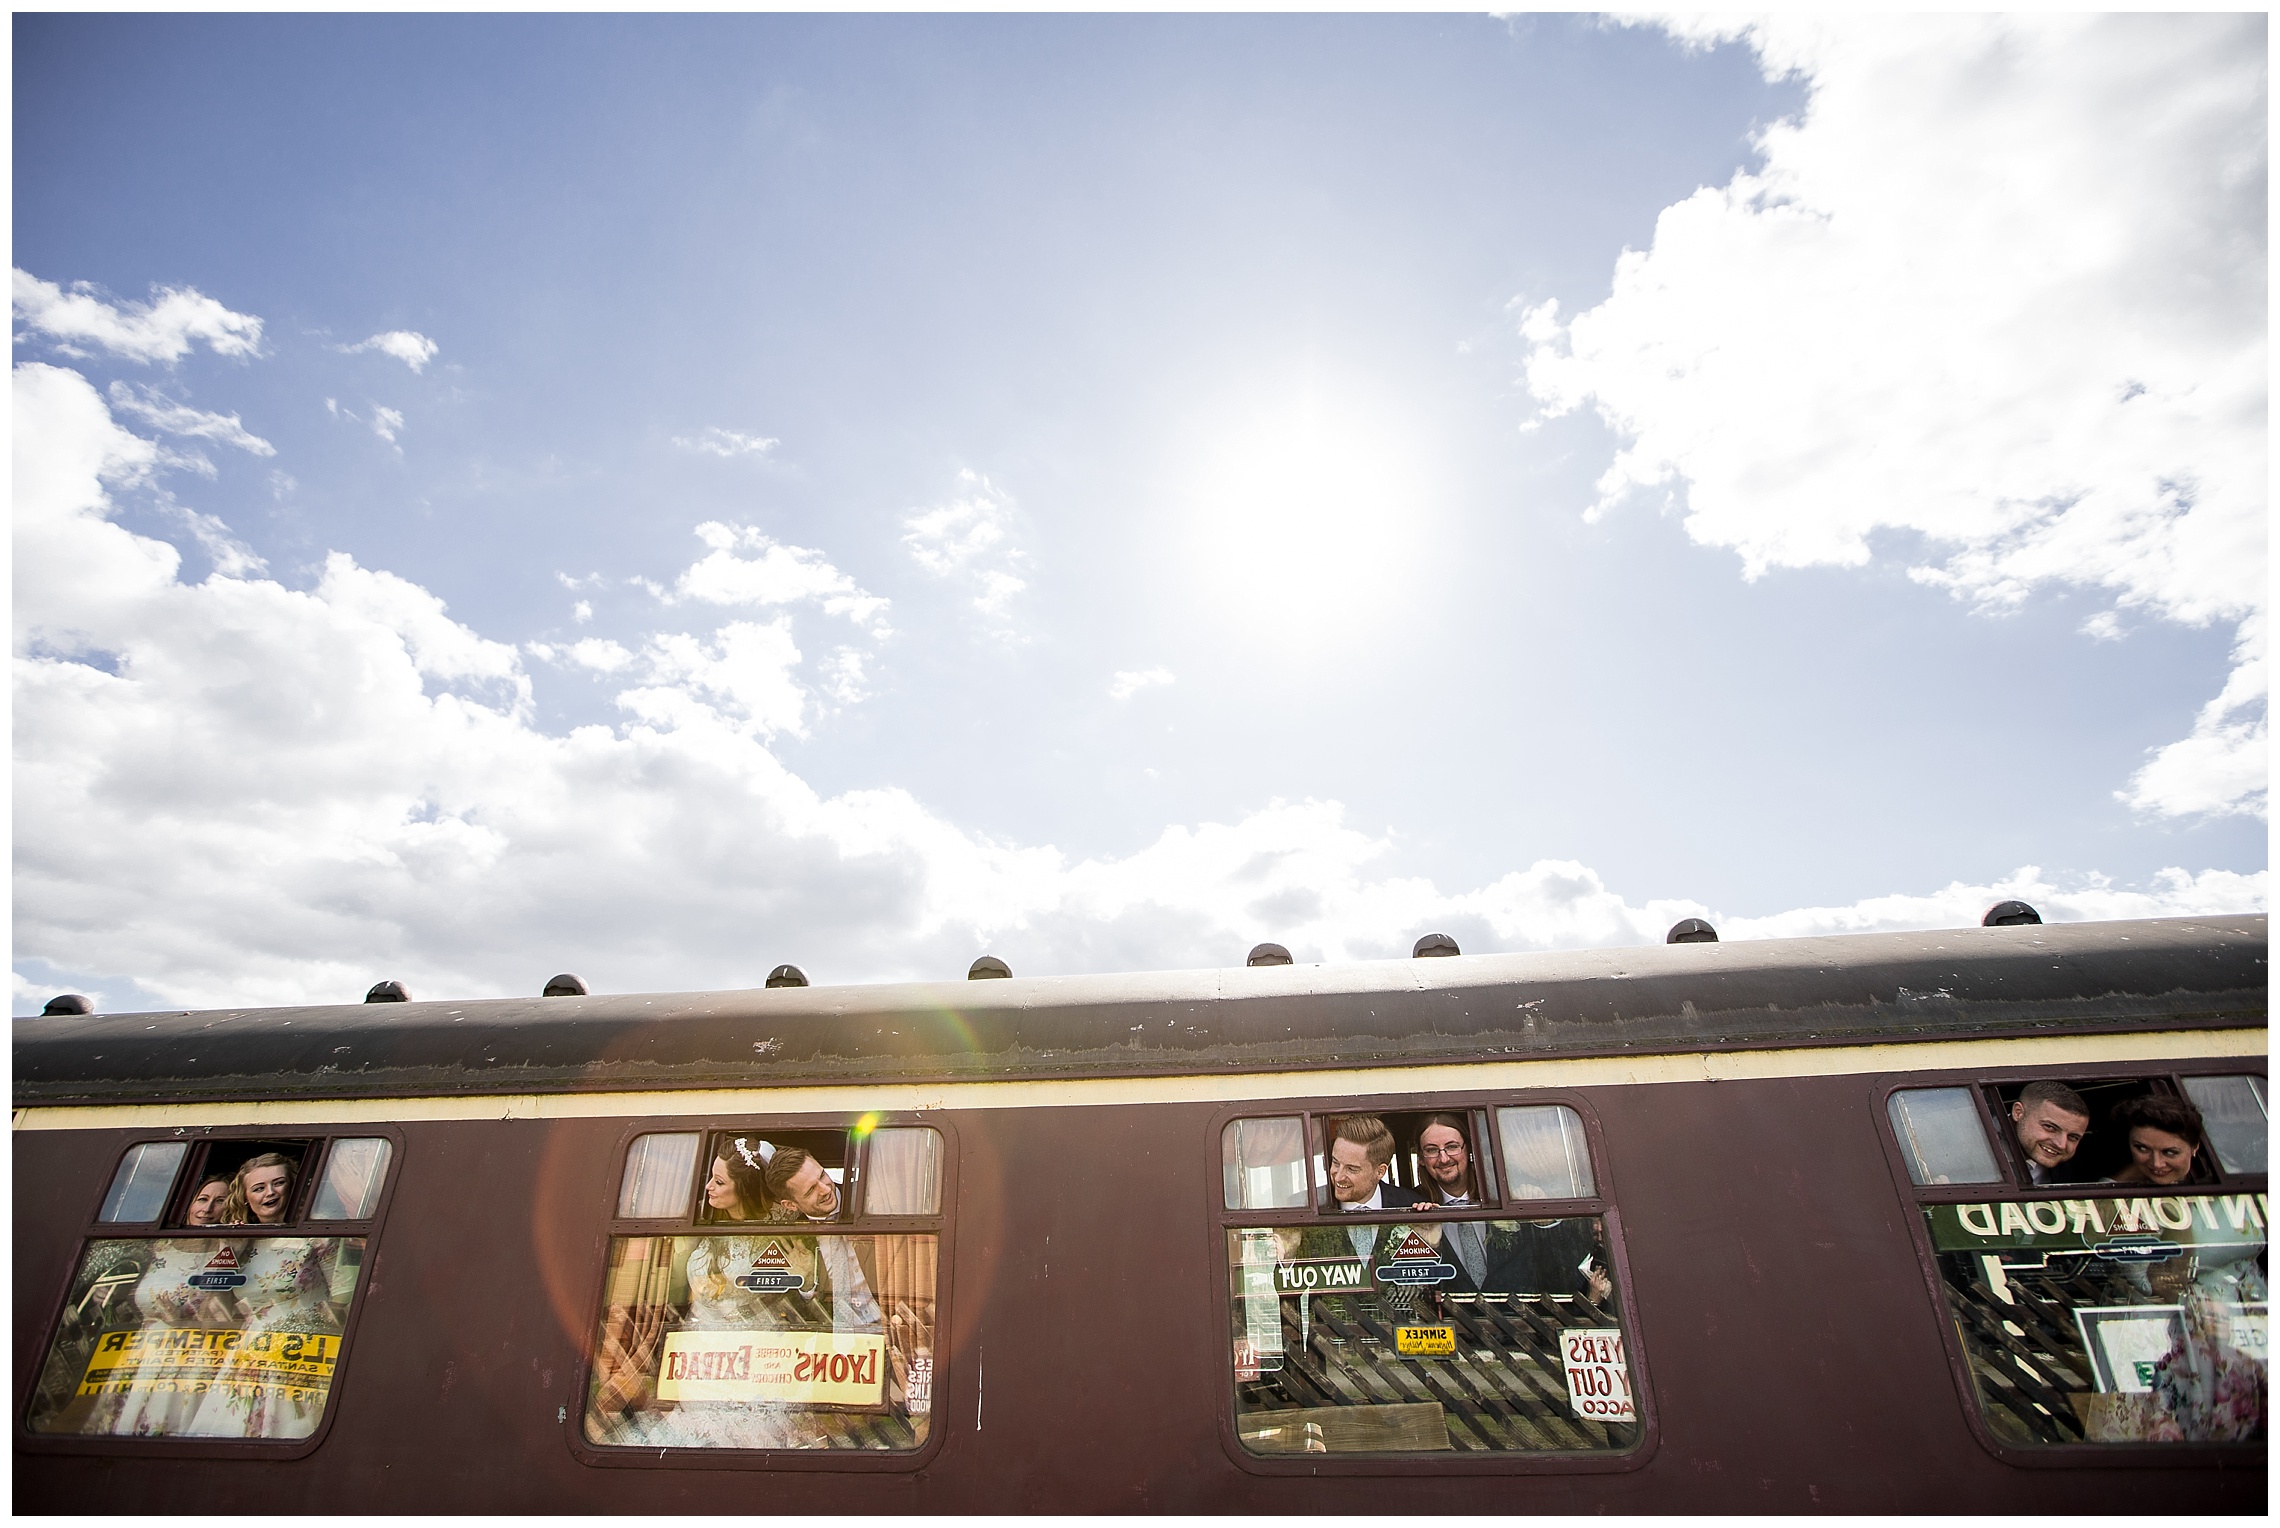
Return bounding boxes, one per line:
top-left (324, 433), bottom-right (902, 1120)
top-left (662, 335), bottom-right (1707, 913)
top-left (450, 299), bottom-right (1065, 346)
top-left (1286, 1114), bottom-right (1404, 1260)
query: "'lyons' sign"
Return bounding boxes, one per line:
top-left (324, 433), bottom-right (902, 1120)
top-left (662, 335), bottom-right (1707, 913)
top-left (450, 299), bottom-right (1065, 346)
top-left (657, 1330), bottom-right (887, 1407)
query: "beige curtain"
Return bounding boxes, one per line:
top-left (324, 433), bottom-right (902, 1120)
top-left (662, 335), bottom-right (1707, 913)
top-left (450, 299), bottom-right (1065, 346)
top-left (866, 1128), bottom-right (943, 1215)
top-left (1496, 1105), bottom-right (1594, 1199)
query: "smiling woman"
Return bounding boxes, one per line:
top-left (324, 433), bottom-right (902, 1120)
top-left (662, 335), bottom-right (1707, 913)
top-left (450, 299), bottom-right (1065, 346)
top-left (1178, 367), bottom-right (1443, 650)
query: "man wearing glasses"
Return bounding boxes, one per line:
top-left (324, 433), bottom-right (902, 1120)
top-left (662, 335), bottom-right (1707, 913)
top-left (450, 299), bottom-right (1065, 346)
top-left (1408, 1114), bottom-right (1490, 1289)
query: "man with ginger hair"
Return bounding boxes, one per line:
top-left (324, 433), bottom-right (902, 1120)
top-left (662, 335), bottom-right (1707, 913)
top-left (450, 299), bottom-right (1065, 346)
top-left (1280, 1115), bottom-right (1432, 1324)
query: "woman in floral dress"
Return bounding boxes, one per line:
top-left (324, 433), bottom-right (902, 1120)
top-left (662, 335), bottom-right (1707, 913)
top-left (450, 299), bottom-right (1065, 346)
top-left (189, 1234), bottom-right (347, 1440)
top-left (87, 1174), bottom-right (240, 1437)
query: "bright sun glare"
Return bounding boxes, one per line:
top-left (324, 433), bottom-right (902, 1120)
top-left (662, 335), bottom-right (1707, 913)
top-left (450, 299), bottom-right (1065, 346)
top-left (1182, 375), bottom-right (1436, 648)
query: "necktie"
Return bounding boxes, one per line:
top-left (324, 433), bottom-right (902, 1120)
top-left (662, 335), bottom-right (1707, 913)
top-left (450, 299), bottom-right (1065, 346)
top-left (1448, 1220), bottom-right (1487, 1286)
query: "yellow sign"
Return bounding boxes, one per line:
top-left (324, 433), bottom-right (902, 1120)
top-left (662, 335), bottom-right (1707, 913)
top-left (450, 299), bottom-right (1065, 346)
top-left (1395, 1324), bottom-right (1456, 1356)
top-left (657, 1330), bottom-right (887, 1407)
top-left (78, 1327), bottom-right (339, 1400)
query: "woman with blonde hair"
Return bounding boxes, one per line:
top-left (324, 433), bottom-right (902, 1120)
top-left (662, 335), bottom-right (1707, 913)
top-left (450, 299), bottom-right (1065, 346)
top-left (222, 1153), bottom-right (298, 1226)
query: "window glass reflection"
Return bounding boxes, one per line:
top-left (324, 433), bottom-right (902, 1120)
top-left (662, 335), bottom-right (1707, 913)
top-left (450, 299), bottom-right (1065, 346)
top-left (584, 1232), bottom-right (937, 1451)
top-left (28, 1236), bottom-right (366, 1440)
top-left (97, 1143), bottom-right (187, 1225)
top-left (1223, 1117), bottom-right (1310, 1210)
top-left (1924, 1193), bottom-right (2265, 1444)
top-left (309, 1138), bottom-right (392, 1221)
top-left (2180, 1076), bottom-right (2268, 1176)
top-left (1226, 1216), bottom-right (1635, 1454)
top-left (1496, 1106), bottom-right (1595, 1201)
top-left (1889, 1088), bottom-right (2003, 1186)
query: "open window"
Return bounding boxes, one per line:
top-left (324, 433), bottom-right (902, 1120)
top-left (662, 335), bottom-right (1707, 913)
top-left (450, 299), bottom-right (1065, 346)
top-left (1883, 1070), bottom-right (2267, 1451)
top-left (25, 1132), bottom-right (397, 1447)
top-left (581, 1118), bottom-right (948, 1461)
top-left (1218, 1098), bottom-right (1641, 1462)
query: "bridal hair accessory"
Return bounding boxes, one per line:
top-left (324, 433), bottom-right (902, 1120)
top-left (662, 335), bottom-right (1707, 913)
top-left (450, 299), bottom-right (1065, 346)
top-left (734, 1137), bottom-right (775, 1169)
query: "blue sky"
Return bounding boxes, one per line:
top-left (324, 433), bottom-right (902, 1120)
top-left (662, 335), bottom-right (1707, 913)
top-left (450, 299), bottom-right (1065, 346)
top-left (13, 14), bottom-right (2267, 1012)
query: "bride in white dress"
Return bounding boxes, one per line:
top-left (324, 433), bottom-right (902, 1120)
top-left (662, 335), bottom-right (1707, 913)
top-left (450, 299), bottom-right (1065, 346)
top-left (90, 1174), bottom-right (240, 1438)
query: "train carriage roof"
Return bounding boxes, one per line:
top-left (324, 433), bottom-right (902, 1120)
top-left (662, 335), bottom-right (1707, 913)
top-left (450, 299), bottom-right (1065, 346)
top-left (11, 916), bottom-right (2266, 1107)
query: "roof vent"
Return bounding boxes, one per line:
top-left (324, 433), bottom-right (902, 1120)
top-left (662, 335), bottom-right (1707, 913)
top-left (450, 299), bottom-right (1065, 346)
top-left (765, 964), bottom-right (809, 989)
top-left (1412, 933), bottom-right (1460, 958)
top-left (1666, 918), bottom-right (1719, 944)
top-left (968, 955), bottom-right (1012, 980)
top-left (1982, 900), bottom-right (2042, 927)
top-left (41, 993), bottom-right (92, 1016)
top-left (1246, 942), bottom-right (1293, 967)
top-left (543, 973), bottom-right (588, 997)
top-left (365, 980), bottom-right (409, 1003)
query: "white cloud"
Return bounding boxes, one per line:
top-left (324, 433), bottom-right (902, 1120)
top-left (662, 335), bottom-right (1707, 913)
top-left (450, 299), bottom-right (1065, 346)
top-left (1722, 865), bottom-right (2269, 941)
top-left (13, 359), bottom-right (2262, 1011)
top-left (902, 469), bottom-right (1030, 619)
top-left (159, 498), bottom-right (269, 579)
top-left (2118, 616), bottom-right (2268, 818)
top-left (622, 620), bottom-right (809, 738)
top-left (343, 330), bottom-right (439, 372)
top-left (672, 426), bottom-right (778, 459)
top-left (325, 396), bottom-right (406, 446)
top-left (313, 552), bottom-right (530, 710)
top-left (819, 647), bottom-right (870, 705)
top-left (573, 600), bottom-right (595, 624)
top-left (1525, 15), bottom-right (2267, 818)
top-left (106, 381), bottom-right (275, 456)
top-left (568, 638), bottom-right (633, 673)
top-left (528, 637), bottom-right (637, 676)
top-left (1109, 666), bottom-right (1175, 700)
top-left (13, 268), bottom-right (264, 364)
top-left (672, 522), bottom-right (891, 634)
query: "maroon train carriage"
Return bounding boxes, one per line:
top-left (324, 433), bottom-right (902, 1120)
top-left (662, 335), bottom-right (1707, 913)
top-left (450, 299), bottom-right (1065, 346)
top-left (12, 913), bottom-right (2268, 1510)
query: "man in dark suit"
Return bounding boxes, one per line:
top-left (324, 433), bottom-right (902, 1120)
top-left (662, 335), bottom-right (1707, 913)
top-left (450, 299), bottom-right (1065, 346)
top-left (1285, 1116), bottom-right (1453, 1323)
top-left (1407, 1113), bottom-right (1491, 1291)
top-left (1396, 1113), bottom-right (1610, 1304)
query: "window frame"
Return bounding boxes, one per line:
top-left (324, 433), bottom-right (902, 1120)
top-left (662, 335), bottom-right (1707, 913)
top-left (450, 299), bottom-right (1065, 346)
top-left (19, 1123), bottom-right (406, 1462)
top-left (1206, 1087), bottom-right (1658, 1478)
top-left (1873, 1060), bottom-right (2269, 1470)
top-left (568, 1111), bottom-right (959, 1474)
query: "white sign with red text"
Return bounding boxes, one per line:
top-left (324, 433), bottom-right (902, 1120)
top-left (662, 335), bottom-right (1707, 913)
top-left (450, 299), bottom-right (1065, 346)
top-left (656, 1330), bottom-right (886, 1406)
top-left (1561, 1328), bottom-right (1634, 1423)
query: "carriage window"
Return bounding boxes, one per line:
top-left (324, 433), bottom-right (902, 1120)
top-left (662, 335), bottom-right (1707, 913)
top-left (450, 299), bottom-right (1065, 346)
top-left (2181, 1076), bottom-right (2268, 1175)
top-left (309, 1139), bottom-right (393, 1221)
top-left (1223, 1100), bottom-right (1640, 1458)
top-left (1889, 1072), bottom-right (2268, 1450)
top-left (1889, 1088), bottom-right (2004, 1186)
top-left (1223, 1117), bottom-right (1311, 1210)
top-left (1920, 1192), bottom-right (2266, 1445)
top-left (1497, 1105), bottom-right (1594, 1200)
top-left (27, 1134), bottom-right (388, 1442)
top-left (618, 1132), bottom-right (702, 1220)
top-left (97, 1143), bottom-right (188, 1224)
top-left (584, 1118), bottom-right (945, 1456)
top-left (863, 1128), bottom-right (943, 1216)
